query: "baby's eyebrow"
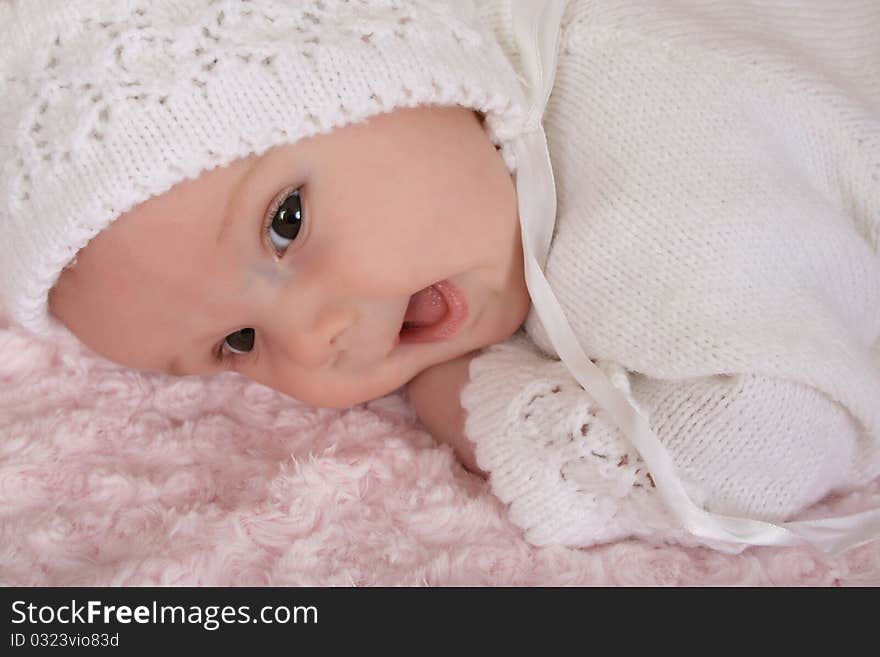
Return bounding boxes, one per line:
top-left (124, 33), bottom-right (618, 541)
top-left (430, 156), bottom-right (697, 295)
top-left (165, 356), bottom-right (186, 377)
top-left (215, 155), bottom-right (262, 248)
top-left (215, 200), bottom-right (236, 248)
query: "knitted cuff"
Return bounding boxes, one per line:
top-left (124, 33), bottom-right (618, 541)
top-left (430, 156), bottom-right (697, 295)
top-left (462, 333), bottom-right (686, 547)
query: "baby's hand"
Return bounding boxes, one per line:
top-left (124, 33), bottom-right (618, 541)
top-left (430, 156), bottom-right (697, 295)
top-left (407, 351), bottom-right (485, 476)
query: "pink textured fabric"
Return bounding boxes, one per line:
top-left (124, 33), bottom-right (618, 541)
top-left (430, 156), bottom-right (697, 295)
top-left (1, 314), bottom-right (878, 586)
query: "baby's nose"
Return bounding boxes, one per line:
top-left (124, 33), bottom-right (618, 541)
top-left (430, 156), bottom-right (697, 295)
top-left (280, 305), bottom-right (356, 370)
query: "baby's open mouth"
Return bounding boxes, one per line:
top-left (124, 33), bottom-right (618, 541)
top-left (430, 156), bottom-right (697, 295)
top-left (398, 280), bottom-right (468, 343)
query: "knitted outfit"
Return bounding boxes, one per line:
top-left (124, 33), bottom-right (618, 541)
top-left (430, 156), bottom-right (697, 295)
top-left (465, 0), bottom-right (880, 548)
top-left (2, 0), bottom-right (879, 551)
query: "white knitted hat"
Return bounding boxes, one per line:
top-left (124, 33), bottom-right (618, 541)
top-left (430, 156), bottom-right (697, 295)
top-left (0, 0), bottom-right (527, 335)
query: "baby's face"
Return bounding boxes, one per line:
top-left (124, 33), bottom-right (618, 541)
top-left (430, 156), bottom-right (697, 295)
top-left (50, 105), bottom-right (531, 408)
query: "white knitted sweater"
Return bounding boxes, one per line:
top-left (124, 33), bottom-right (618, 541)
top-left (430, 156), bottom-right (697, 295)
top-left (463, 0), bottom-right (880, 549)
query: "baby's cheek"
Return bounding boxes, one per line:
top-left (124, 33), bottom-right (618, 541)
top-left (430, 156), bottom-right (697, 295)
top-left (495, 280), bottom-right (532, 341)
top-left (250, 366), bottom-right (394, 409)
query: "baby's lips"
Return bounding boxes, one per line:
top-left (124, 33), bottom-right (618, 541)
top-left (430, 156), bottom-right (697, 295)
top-left (402, 284), bottom-right (447, 328)
top-left (399, 280), bottom-right (468, 343)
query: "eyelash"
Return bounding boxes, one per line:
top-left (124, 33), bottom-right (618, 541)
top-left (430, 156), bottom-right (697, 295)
top-left (263, 184), bottom-right (301, 258)
top-left (214, 341), bottom-right (238, 366)
top-left (213, 184), bottom-right (303, 366)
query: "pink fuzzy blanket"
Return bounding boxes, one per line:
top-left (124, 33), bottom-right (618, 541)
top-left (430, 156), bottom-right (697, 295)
top-left (2, 315), bottom-right (878, 586)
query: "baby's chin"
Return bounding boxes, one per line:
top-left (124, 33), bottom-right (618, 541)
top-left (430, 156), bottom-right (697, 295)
top-left (473, 279), bottom-right (532, 350)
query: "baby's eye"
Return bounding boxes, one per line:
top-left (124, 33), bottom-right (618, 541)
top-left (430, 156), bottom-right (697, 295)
top-left (266, 188), bottom-right (303, 253)
top-left (223, 327), bottom-right (255, 355)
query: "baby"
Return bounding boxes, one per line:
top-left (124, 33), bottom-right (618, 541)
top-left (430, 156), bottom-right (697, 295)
top-left (3, 0), bottom-right (879, 551)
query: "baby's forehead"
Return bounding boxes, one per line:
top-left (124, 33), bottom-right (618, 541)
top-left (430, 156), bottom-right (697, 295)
top-left (49, 192), bottom-right (242, 374)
